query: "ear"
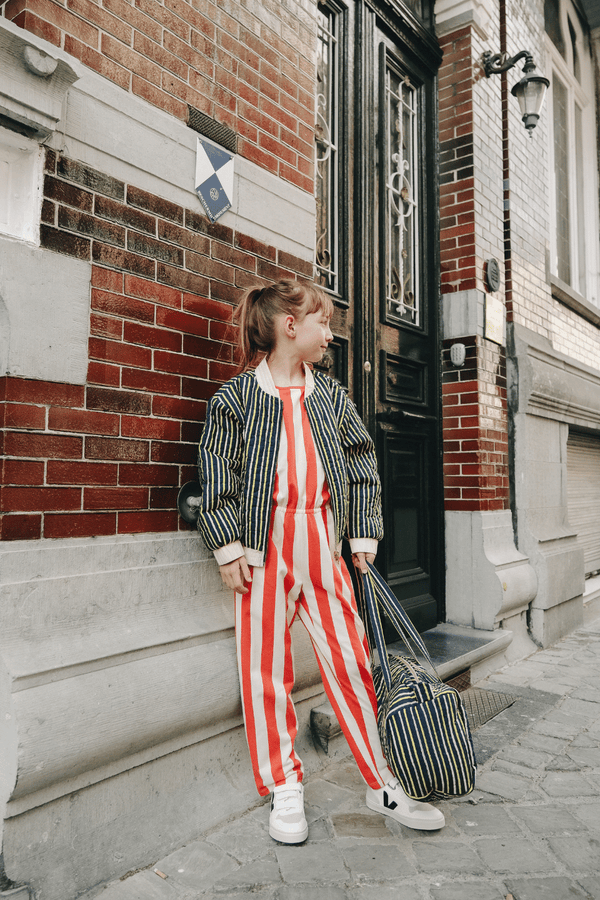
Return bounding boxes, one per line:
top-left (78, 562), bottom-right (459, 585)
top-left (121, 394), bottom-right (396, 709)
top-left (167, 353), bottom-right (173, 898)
top-left (284, 314), bottom-right (296, 337)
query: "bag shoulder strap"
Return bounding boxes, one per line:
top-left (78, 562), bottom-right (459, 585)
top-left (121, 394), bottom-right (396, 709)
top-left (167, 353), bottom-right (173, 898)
top-left (359, 563), bottom-right (440, 681)
top-left (358, 565), bottom-right (393, 689)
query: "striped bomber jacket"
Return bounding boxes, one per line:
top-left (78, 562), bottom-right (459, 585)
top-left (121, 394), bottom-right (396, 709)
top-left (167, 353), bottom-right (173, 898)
top-left (197, 358), bottom-right (383, 567)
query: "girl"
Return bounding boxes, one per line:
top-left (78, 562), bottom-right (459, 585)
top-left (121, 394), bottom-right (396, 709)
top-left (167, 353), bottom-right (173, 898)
top-left (197, 279), bottom-right (444, 843)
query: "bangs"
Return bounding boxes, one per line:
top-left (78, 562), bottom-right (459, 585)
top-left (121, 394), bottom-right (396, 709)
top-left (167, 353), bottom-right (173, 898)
top-left (302, 284), bottom-right (334, 318)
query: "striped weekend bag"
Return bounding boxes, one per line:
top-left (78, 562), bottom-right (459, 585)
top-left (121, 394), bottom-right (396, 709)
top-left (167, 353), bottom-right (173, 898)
top-left (358, 564), bottom-right (476, 802)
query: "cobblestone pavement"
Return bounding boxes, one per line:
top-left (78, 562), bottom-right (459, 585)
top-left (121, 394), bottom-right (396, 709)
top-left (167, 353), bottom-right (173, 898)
top-left (88, 618), bottom-right (600, 900)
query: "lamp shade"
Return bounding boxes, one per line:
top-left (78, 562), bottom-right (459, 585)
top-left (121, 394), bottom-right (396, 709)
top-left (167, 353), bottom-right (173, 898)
top-left (511, 73), bottom-right (550, 132)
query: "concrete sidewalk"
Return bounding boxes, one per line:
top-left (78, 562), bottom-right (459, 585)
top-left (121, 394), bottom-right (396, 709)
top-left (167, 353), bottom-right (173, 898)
top-left (84, 618), bottom-right (600, 900)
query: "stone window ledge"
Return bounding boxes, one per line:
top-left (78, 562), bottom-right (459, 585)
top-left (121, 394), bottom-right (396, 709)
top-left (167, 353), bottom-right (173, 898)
top-left (0, 17), bottom-right (79, 139)
top-left (551, 275), bottom-right (600, 328)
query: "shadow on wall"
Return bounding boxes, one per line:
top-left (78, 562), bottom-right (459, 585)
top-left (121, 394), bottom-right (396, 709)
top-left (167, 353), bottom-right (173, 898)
top-left (0, 293), bottom-right (8, 375)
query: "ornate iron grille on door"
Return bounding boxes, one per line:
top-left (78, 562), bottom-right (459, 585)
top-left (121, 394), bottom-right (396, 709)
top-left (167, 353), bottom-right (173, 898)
top-left (385, 66), bottom-right (419, 325)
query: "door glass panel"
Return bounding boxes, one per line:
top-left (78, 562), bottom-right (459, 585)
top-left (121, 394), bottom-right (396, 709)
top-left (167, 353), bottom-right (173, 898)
top-left (316, 5), bottom-right (339, 294)
top-left (386, 64), bottom-right (419, 325)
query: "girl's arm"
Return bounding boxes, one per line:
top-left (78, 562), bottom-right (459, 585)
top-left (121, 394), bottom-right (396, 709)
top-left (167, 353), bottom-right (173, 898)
top-left (333, 382), bottom-right (384, 548)
top-left (197, 390), bottom-right (245, 556)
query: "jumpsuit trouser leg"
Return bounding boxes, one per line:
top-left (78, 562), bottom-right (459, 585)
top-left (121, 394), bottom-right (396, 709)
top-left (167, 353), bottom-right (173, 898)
top-left (235, 502), bottom-right (392, 797)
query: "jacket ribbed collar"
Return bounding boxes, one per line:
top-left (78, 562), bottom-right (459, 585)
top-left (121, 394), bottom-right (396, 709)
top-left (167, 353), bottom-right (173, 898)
top-left (255, 357), bottom-right (316, 398)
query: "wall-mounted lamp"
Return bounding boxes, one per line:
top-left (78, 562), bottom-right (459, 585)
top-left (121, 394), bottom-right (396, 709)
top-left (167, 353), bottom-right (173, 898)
top-left (450, 343), bottom-right (466, 368)
top-left (482, 50), bottom-right (549, 135)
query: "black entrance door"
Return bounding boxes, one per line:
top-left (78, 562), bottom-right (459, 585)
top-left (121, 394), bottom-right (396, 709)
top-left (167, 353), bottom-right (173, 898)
top-left (355, 2), bottom-right (444, 632)
top-left (315, 0), bottom-right (443, 632)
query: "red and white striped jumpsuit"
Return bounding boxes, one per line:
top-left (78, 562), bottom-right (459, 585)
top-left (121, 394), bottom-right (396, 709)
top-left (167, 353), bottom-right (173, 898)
top-left (235, 383), bottom-right (393, 796)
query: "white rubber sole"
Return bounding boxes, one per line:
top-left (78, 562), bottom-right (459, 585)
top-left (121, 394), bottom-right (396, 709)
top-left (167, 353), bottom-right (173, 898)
top-left (268, 821), bottom-right (309, 844)
top-left (366, 792), bottom-right (445, 831)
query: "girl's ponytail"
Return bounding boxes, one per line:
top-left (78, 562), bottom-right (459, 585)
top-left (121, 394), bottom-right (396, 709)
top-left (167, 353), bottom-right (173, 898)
top-left (235, 286), bottom-right (266, 371)
top-left (234, 279), bottom-right (333, 372)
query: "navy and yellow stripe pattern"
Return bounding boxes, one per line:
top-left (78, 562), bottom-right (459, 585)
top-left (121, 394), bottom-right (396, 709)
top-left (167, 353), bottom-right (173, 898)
top-left (305, 373), bottom-right (383, 548)
top-left (197, 367), bottom-right (383, 562)
top-left (372, 656), bottom-right (476, 801)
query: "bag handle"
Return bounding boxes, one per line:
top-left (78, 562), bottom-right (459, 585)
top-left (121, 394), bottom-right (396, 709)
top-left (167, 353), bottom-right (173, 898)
top-left (359, 563), bottom-right (394, 689)
top-left (358, 563), bottom-right (440, 683)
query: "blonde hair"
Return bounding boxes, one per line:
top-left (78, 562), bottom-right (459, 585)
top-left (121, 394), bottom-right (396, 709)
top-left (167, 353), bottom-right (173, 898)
top-left (234, 279), bottom-right (333, 371)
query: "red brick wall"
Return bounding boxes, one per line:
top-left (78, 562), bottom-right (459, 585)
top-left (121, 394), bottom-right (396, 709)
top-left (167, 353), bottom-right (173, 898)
top-left (438, 27), bottom-right (510, 514)
top-left (1, 0), bottom-right (315, 193)
top-left (441, 337), bottom-right (509, 512)
top-left (0, 150), bottom-right (312, 541)
top-left (438, 26), bottom-right (476, 296)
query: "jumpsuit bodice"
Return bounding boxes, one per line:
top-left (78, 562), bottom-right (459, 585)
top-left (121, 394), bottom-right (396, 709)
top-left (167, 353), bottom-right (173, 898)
top-left (273, 386), bottom-right (331, 511)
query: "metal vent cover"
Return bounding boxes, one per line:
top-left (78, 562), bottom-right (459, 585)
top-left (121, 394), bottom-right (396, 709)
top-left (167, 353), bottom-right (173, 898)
top-left (187, 105), bottom-right (237, 154)
top-left (461, 687), bottom-right (518, 730)
top-left (445, 669), bottom-right (471, 693)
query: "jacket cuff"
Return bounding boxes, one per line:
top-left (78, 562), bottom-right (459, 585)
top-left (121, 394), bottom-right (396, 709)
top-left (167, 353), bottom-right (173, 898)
top-left (213, 540), bottom-right (245, 566)
top-left (349, 538), bottom-right (378, 557)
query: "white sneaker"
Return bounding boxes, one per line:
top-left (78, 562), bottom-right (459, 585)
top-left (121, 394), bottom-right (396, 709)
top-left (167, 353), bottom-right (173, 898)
top-left (366, 778), bottom-right (445, 831)
top-left (269, 783), bottom-right (308, 844)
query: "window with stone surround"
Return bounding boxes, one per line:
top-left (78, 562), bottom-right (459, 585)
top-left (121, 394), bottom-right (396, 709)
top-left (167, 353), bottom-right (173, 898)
top-left (0, 127), bottom-right (43, 243)
top-left (0, 21), bottom-right (78, 245)
top-left (545, 0), bottom-right (599, 307)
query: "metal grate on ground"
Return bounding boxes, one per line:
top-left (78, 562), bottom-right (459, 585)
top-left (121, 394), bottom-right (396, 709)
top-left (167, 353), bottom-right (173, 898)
top-left (445, 669), bottom-right (471, 692)
top-left (460, 687), bottom-right (518, 730)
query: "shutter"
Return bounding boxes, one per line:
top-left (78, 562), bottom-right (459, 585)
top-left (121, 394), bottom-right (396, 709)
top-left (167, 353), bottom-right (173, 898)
top-left (567, 431), bottom-right (600, 575)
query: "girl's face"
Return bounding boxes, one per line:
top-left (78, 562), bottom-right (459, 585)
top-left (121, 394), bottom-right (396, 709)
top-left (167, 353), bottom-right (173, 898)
top-left (293, 307), bottom-right (333, 362)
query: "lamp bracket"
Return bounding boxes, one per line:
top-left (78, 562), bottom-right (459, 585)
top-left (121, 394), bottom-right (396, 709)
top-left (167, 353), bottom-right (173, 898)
top-left (482, 49), bottom-right (535, 77)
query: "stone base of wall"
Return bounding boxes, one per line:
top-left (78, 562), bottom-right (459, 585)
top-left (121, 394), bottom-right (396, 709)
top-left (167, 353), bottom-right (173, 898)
top-left (0, 532), bottom-right (328, 900)
top-left (467, 610), bottom-right (539, 683)
top-left (529, 596), bottom-right (584, 649)
top-left (2, 691), bottom-right (336, 900)
top-left (508, 323), bottom-right (595, 648)
top-left (445, 508), bottom-right (537, 631)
